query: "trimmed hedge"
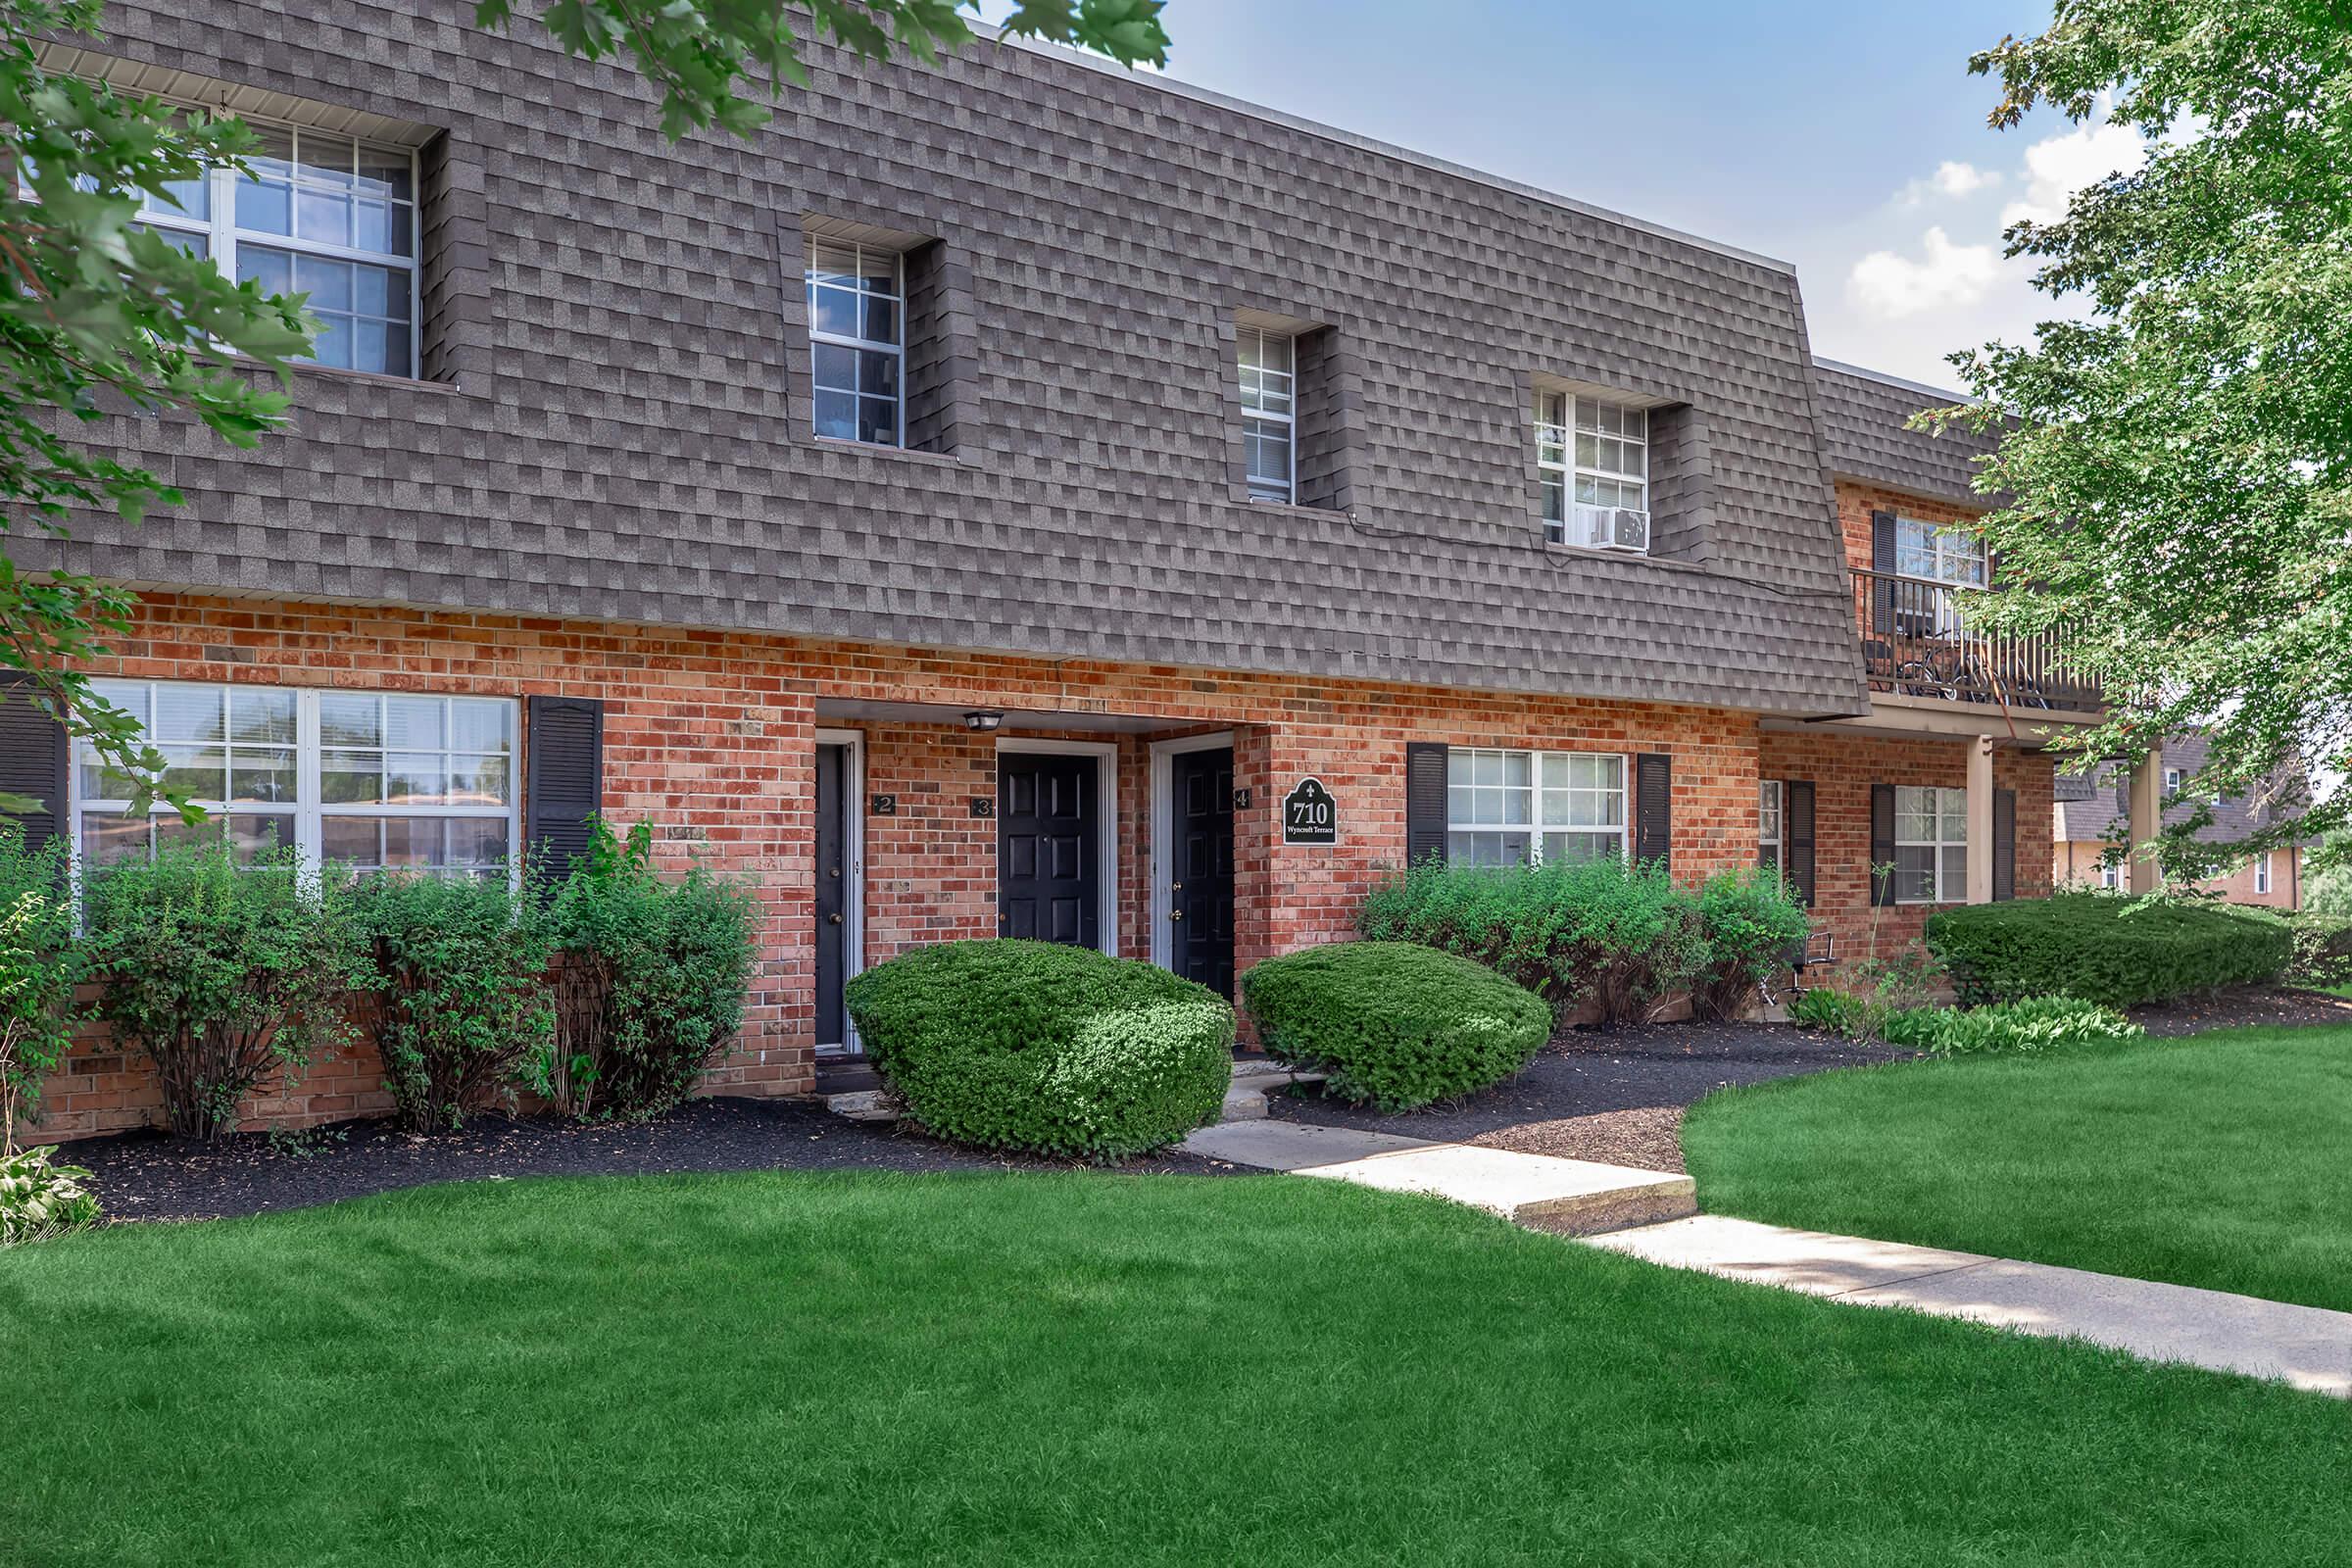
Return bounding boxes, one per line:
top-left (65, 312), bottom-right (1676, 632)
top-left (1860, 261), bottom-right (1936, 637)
top-left (1926, 895), bottom-right (2293, 1008)
top-left (2285, 910), bottom-right (2352, 990)
top-left (1240, 940), bottom-right (1551, 1111)
top-left (845, 940), bottom-right (1232, 1158)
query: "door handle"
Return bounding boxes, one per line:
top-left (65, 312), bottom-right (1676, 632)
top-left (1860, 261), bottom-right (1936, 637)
top-left (1170, 882), bottom-right (1183, 892)
top-left (1169, 909), bottom-right (1184, 922)
top-left (827, 912), bottom-right (844, 925)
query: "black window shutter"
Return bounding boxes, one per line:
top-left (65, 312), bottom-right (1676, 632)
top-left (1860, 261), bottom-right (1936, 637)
top-left (1787, 779), bottom-right (1817, 907)
top-left (0, 674), bottom-right (69, 853)
top-left (1869, 510), bottom-right (1898, 635)
top-left (1634, 753), bottom-right (1671, 869)
top-left (524, 695), bottom-right (605, 881)
top-left (1993, 786), bottom-right (2017, 902)
top-left (1870, 782), bottom-right (1896, 906)
top-left (1403, 742), bottom-right (1448, 865)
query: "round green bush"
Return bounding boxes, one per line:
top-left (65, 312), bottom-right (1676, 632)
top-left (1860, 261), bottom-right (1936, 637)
top-left (844, 940), bottom-right (1233, 1158)
top-left (1240, 941), bottom-right (1551, 1111)
top-left (1926, 895), bottom-right (2293, 1008)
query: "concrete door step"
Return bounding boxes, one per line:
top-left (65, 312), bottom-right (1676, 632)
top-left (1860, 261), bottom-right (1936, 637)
top-left (1179, 1120), bottom-right (1693, 1236)
top-left (823, 1089), bottom-right (899, 1123)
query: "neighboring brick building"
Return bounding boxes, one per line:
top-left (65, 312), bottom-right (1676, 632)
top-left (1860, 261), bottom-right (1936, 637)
top-left (2054, 737), bottom-right (2309, 908)
top-left (3, 12), bottom-right (2103, 1139)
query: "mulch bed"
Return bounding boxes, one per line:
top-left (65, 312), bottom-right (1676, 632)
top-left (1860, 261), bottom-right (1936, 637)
top-left (1270, 1020), bottom-right (1916, 1174)
top-left (2129, 984), bottom-right (2352, 1037)
top-left (58, 1099), bottom-right (1236, 1226)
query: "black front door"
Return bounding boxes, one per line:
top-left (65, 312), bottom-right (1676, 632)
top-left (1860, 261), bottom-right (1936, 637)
top-left (814, 742), bottom-right (850, 1051)
top-left (1169, 746), bottom-right (1236, 995)
top-left (999, 752), bottom-right (1101, 949)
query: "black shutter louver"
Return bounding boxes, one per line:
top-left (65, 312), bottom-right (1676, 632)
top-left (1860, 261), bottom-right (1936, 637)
top-left (1786, 779), bottom-right (1816, 907)
top-left (1993, 786), bottom-right (2017, 902)
top-left (1634, 753), bottom-right (1671, 869)
top-left (0, 674), bottom-right (69, 853)
top-left (1404, 742), bottom-right (1448, 865)
top-left (1870, 781), bottom-right (1896, 906)
top-left (1869, 510), bottom-right (1898, 638)
top-left (524, 695), bottom-right (605, 883)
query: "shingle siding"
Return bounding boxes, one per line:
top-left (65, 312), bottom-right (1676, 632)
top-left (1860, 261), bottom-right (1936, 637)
top-left (32, 5), bottom-right (1868, 715)
top-left (1811, 358), bottom-right (1999, 509)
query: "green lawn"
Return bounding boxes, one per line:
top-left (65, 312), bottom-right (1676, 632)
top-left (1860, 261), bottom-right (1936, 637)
top-left (5, 1174), bottom-right (2352, 1565)
top-left (1685, 1026), bottom-right (2352, 1312)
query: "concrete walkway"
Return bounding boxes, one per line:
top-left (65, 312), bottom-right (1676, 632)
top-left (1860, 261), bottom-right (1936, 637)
top-left (1184, 1115), bottom-right (2352, 1397)
top-left (1590, 1214), bottom-right (2352, 1397)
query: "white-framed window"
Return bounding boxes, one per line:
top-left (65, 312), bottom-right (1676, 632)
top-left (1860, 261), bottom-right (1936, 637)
top-left (1759, 780), bottom-right (1783, 871)
top-left (72, 680), bottom-right (519, 880)
top-left (1446, 747), bottom-right (1627, 866)
top-left (2255, 854), bottom-right (2273, 896)
top-left (24, 121), bottom-right (418, 375)
top-left (1893, 785), bottom-right (1969, 904)
top-left (1536, 391), bottom-right (1647, 548)
top-left (2165, 767), bottom-right (2183, 795)
top-left (806, 239), bottom-right (905, 448)
top-left (1893, 516), bottom-right (1987, 587)
top-left (2100, 856), bottom-right (2127, 891)
top-left (1238, 326), bottom-right (1296, 503)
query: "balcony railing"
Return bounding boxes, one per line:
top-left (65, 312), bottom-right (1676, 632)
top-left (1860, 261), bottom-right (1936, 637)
top-left (1851, 568), bottom-right (2101, 715)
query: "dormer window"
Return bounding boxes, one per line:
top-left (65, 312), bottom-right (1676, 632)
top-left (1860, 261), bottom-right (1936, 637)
top-left (1536, 392), bottom-right (1648, 551)
top-left (1238, 326), bottom-right (1297, 503)
top-left (806, 239), bottom-right (906, 448)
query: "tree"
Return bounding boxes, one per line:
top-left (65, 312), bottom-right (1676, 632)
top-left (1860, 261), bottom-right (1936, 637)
top-left (2, 0), bottom-right (1169, 820)
top-left (1927, 1), bottom-right (2352, 880)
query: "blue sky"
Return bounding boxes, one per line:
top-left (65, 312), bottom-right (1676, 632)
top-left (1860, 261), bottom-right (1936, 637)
top-left (982, 0), bottom-right (2141, 387)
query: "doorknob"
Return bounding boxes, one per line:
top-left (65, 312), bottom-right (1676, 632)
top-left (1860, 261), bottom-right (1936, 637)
top-left (1169, 909), bottom-right (1184, 922)
top-left (1170, 882), bottom-right (1183, 892)
top-left (827, 912), bottom-right (844, 925)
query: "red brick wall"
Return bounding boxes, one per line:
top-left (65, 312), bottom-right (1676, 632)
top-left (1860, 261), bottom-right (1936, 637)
top-left (1760, 729), bottom-right (2055, 983)
top-left (1837, 479), bottom-right (1983, 576)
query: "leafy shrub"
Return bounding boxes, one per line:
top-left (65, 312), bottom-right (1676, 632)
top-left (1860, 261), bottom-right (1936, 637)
top-left (2284, 910), bottom-right (2352, 991)
top-left (1688, 869), bottom-right (1811, 1021)
top-left (349, 871), bottom-right (553, 1132)
top-left (846, 939), bottom-right (1232, 1157)
top-left (85, 842), bottom-right (362, 1141)
top-left (1240, 940), bottom-right (1551, 1110)
top-left (1356, 858), bottom-right (1702, 1025)
top-left (534, 819), bottom-right (759, 1121)
top-left (0, 825), bottom-right (83, 1152)
top-left (1880, 996), bottom-right (2144, 1055)
top-left (1926, 894), bottom-right (2292, 1008)
top-left (0, 1145), bottom-right (100, 1244)
top-left (1788, 986), bottom-right (1876, 1040)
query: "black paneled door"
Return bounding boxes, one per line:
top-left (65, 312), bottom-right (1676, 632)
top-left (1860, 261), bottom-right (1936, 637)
top-left (1169, 746), bottom-right (1236, 996)
top-left (999, 752), bottom-right (1102, 948)
top-left (814, 742), bottom-right (850, 1052)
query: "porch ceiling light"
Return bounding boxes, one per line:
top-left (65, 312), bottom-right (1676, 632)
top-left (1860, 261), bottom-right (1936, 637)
top-left (964, 710), bottom-right (1005, 733)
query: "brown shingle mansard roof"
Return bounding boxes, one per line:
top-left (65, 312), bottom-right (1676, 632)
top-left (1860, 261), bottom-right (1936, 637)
top-left (35, 10), bottom-right (1895, 716)
top-left (1810, 358), bottom-right (1999, 511)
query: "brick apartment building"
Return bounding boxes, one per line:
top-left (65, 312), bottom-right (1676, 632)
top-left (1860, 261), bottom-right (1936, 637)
top-left (0, 7), bottom-right (2111, 1139)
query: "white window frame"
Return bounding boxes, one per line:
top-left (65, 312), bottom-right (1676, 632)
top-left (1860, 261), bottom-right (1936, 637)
top-left (1893, 515), bottom-right (1988, 587)
top-left (1893, 784), bottom-right (1969, 905)
top-left (1535, 391), bottom-right (1648, 550)
top-left (1445, 747), bottom-right (1629, 867)
top-left (68, 680), bottom-right (520, 886)
top-left (1238, 325), bottom-right (1297, 504)
top-left (805, 239), bottom-right (906, 449)
top-left (2254, 854), bottom-right (2273, 896)
top-left (2165, 767), bottom-right (2183, 795)
top-left (1759, 779), bottom-right (1784, 872)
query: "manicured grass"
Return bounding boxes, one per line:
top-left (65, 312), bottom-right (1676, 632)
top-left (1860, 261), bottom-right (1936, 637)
top-left (1685, 1026), bottom-right (2352, 1312)
top-left (6, 1173), bottom-right (2352, 1565)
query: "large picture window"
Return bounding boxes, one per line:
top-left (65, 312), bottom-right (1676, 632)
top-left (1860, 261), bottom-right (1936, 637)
top-left (72, 681), bottom-right (518, 878)
top-left (1893, 784), bottom-right (1968, 904)
top-left (1446, 747), bottom-right (1627, 866)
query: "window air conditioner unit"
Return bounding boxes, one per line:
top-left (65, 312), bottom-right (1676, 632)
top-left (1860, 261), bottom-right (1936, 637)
top-left (1601, 508), bottom-right (1650, 553)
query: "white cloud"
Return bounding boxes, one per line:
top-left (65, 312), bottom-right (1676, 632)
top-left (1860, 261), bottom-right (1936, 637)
top-left (2001, 120), bottom-right (2148, 226)
top-left (1899, 160), bottom-right (2000, 205)
top-left (1846, 226), bottom-right (2001, 320)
